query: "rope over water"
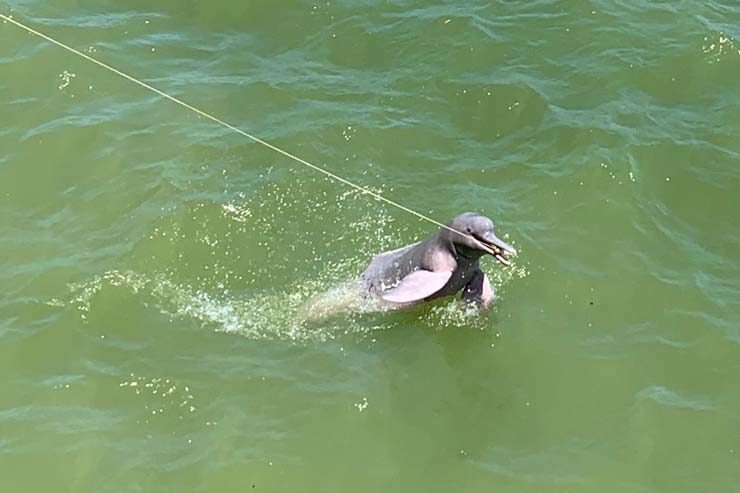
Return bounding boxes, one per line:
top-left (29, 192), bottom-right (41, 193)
top-left (0, 12), bottom-right (476, 241)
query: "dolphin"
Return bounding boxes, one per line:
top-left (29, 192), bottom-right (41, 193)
top-left (359, 213), bottom-right (516, 309)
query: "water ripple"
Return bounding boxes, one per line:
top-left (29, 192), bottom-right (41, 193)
top-left (635, 385), bottom-right (716, 412)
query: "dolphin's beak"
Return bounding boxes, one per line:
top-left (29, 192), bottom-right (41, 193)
top-left (474, 231), bottom-right (517, 266)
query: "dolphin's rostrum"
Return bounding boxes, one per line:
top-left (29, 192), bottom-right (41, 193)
top-left (359, 212), bottom-right (516, 308)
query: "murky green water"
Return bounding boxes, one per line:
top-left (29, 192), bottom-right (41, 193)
top-left (2, 1), bottom-right (740, 491)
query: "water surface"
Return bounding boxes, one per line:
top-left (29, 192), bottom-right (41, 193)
top-left (2, 1), bottom-right (740, 491)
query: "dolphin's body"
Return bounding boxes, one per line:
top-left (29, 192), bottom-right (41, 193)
top-left (359, 213), bottom-right (516, 309)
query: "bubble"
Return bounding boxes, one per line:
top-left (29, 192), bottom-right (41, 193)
top-left (354, 397), bottom-right (369, 412)
top-left (702, 32), bottom-right (738, 63)
top-left (119, 373), bottom-right (198, 428)
top-left (58, 70), bottom-right (76, 91)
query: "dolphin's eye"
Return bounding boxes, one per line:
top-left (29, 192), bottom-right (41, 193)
top-left (465, 227), bottom-right (472, 233)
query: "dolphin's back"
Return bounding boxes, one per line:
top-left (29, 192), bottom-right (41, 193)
top-left (359, 242), bottom-right (419, 295)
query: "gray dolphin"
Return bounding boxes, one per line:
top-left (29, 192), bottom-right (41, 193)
top-left (359, 212), bottom-right (517, 308)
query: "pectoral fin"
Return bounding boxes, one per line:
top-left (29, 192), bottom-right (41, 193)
top-left (461, 270), bottom-right (494, 308)
top-left (381, 270), bottom-right (452, 303)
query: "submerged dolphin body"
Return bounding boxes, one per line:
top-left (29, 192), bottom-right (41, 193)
top-left (359, 213), bottom-right (516, 309)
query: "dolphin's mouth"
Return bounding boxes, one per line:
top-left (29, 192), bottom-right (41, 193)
top-left (472, 233), bottom-right (517, 266)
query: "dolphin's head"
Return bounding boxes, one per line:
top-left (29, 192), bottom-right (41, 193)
top-left (445, 212), bottom-right (517, 265)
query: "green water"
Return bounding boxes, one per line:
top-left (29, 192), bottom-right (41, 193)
top-left (2, 0), bottom-right (740, 491)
